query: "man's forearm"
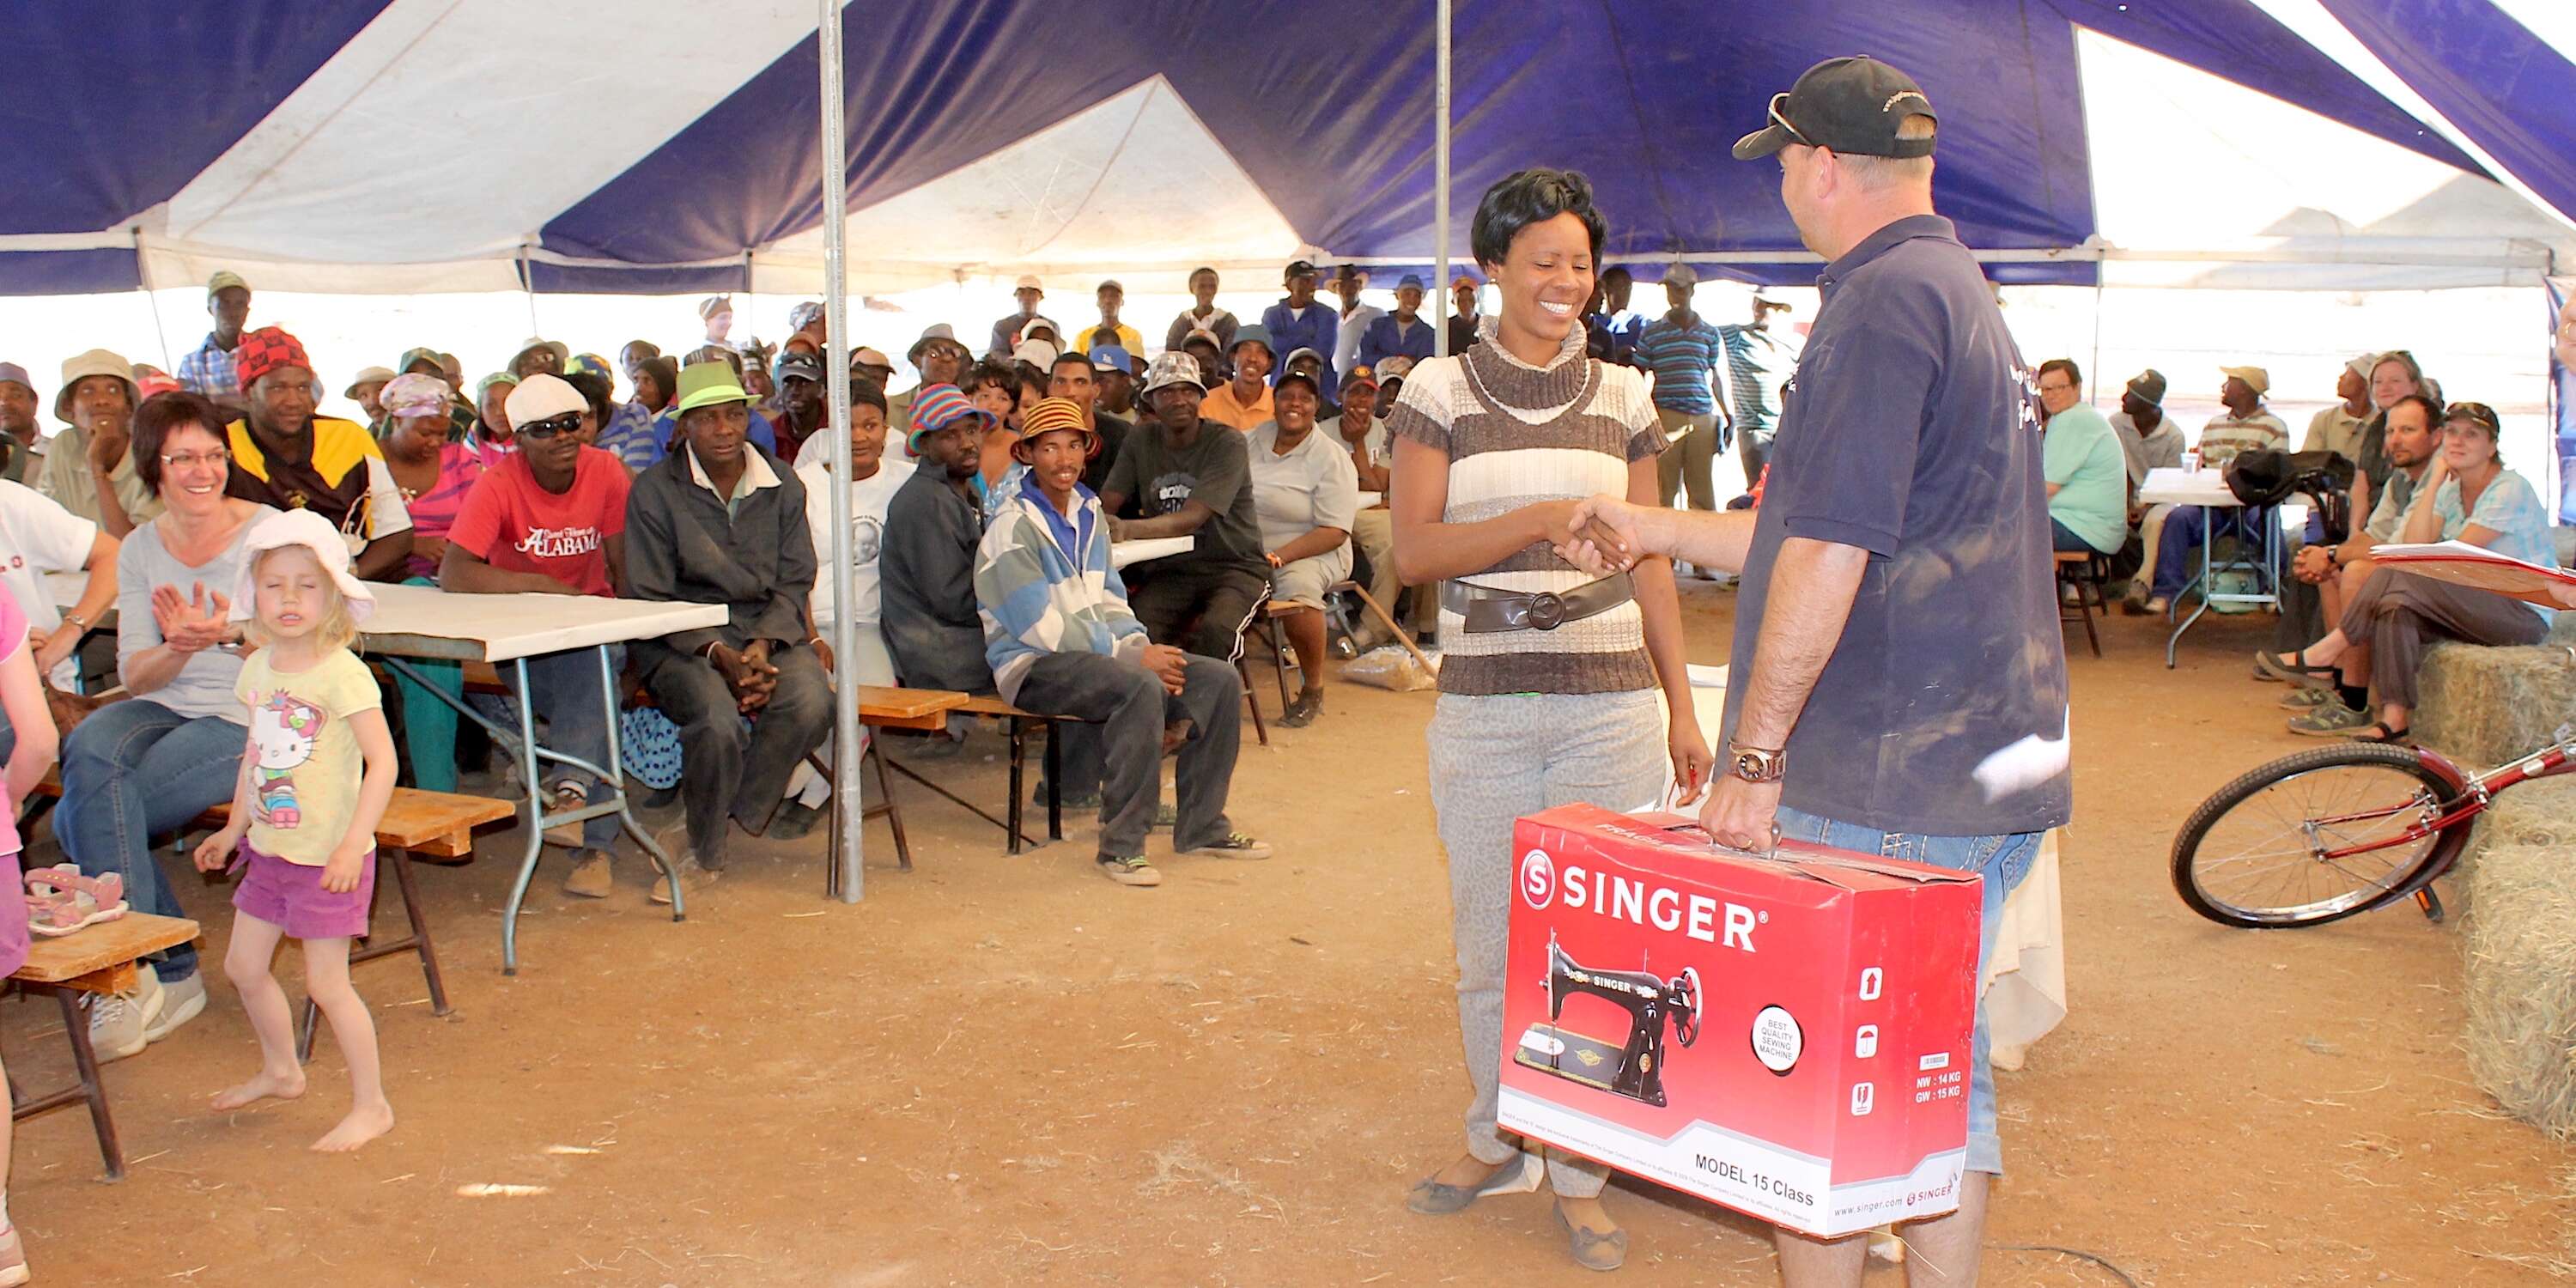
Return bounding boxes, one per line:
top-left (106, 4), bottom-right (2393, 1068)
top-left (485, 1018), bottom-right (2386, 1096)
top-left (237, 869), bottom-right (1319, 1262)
top-left (1654, 508), bottom-right (1759, 576)
top-left (1732, 538), bottom-right (1868, 750)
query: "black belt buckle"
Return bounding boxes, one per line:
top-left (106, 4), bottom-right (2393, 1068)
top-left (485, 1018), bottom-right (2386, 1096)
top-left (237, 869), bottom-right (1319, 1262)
top-left (1525, 591), bottom-right (1567, 630)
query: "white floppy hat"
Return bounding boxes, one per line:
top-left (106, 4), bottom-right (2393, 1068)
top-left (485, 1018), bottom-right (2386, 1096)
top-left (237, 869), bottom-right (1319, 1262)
top-left (228, 508), bottom-right (379, 623)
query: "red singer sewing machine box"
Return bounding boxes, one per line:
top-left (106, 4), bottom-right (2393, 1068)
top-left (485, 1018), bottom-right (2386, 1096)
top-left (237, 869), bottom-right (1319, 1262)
top-left (1497, 805), bottom-right (1982, 1238)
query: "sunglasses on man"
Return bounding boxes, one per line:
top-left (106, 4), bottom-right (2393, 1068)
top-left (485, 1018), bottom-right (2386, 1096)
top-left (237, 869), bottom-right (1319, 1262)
top-left (516, 412), bottom-right (585, 440)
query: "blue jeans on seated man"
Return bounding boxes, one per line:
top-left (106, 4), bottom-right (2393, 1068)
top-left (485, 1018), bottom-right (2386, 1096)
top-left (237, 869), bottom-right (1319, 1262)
top-left (2149, 504), bottom-right (2273, 600)
top-left (1773, 805), bottom-right (2042, 1177)
top-left (56, 700), bottom-right (249, 983)
top-left (501, 646), bottom-right (625, 851)
top-left (2050, 518), bottom-right (2102, 555)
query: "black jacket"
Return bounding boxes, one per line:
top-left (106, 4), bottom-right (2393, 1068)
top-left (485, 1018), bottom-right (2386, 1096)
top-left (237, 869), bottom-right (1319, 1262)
top-left (624, 443), bottom-right (816, 671)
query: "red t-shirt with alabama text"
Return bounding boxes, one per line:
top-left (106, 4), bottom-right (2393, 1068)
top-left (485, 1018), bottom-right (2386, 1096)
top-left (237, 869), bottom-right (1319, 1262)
top-left (447, 447), bottom-right (629, 598)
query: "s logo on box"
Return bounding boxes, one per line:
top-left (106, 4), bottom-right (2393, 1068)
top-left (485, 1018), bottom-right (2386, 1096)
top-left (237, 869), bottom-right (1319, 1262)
top-left (1519, 849), bottom-right (1556, 909)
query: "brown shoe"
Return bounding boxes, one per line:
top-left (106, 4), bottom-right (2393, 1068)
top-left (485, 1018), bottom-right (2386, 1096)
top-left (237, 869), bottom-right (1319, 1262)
top-left (561, 849), bottom-right (612, 899)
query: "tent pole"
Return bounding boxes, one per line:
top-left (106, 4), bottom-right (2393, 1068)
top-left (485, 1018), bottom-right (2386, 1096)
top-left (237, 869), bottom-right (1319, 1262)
top-left (818, 0), bottom-right (864, 902)
top-left (134, 230), bottom-right (174, 372)
top-left (1432, 0), bottom-right (1452, 359)
top-left (2089, 278), bottom-right (2104, 410)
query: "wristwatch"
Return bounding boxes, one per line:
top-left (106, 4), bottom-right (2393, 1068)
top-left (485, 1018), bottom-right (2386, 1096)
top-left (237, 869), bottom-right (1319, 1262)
top-left (1728, 743), bottom-right (1788, 785)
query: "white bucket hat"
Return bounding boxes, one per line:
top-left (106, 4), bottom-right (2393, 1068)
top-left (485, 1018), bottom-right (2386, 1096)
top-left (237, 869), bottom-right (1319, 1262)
top-left (228, 509), bottom-right (379, 623)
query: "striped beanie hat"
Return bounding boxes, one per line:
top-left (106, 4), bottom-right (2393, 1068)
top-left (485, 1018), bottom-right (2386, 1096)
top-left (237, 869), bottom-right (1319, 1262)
top-left (905, 383), bottom-right (992, 453)
top-left (1011, 396), bottom-right (1098, 462)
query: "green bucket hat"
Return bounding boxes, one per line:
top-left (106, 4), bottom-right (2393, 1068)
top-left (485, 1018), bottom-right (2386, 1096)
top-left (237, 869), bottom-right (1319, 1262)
top-left (396, 346), bottom-right (446, 377)
top-left (475, 372), bottom-right (520, 401)
top-left (672, 360), bottom-right (750, 415)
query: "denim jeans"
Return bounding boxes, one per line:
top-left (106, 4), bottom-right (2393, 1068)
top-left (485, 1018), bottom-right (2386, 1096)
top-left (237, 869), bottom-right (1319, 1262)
top-left (1012, 650), bottom-right (1242, 858)
top-left (57, 700), bottom-right (248, 981)
top-left (1774, 805), bottom-right (2041, 1176)
top-left (501, 647), bottom-right (623, 850)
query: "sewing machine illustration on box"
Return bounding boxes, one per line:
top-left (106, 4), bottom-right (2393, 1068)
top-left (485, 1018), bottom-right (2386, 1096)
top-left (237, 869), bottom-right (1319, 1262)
top-left (1514, 932), bottom-right (1703, 1108)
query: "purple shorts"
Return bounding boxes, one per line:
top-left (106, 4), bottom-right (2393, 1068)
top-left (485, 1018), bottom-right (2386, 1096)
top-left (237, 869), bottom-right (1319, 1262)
top-left (230, 841), bottom-right (375, 941)
top-left (0, 850), bottom-right (27, 977)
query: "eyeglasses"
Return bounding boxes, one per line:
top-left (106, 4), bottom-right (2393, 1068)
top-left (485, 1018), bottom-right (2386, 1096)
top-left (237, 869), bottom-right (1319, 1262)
top-left (1767, 93), bottom-right (1814, 148)
top-left (515, 412), bottom-right (585, 440)
top-left (159, 449), bottom-right (229, 471)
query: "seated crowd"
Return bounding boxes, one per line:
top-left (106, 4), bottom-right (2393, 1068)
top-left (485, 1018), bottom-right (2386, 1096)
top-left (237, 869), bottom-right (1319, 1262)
top-left (2027, 347), bottom-right (2562, 744)
top-left (3, 260), bottom-right (1468, 1065)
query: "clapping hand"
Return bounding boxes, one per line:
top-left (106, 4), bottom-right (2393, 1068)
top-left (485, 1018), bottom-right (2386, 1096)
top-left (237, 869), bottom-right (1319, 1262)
top-left (151, 581), bottom-right (234, 654)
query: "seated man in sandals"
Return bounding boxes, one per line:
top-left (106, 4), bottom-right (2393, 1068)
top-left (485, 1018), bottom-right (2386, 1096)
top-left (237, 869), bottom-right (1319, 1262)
top-left (2258, 400), bottom-right (2556, 742)
top-left (974, 397), bottom-right (1266, 888)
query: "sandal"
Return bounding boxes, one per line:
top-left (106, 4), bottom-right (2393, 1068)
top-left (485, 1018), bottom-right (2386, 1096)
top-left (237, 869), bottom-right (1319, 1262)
top-left (2351, 722), bottom-right (2413, 745)
top-left (26, 864), bottom-right (129, 938)
top-left (2255, 649), bottom-right (2337, 689)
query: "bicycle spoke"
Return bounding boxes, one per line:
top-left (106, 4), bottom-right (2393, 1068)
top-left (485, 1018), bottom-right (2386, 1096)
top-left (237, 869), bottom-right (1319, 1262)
top-left (2185, 758), bottom-right (2441, 924)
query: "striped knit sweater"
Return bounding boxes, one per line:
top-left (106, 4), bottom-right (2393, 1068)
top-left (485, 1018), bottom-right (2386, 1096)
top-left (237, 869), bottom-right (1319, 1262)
top-left (974, 475), bottom-right (1150, 705)
top-left (1384, 318), bottom-right (1668, 696)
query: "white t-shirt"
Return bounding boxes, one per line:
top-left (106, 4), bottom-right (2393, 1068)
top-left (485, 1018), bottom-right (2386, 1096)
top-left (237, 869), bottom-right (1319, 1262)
top-left (0, 480), bottom-right (101, 688)
top-left (793, 457), bottom-right (913, 629)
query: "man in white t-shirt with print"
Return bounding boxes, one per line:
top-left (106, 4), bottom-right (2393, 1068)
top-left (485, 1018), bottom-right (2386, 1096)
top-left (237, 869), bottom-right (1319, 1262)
top-left (0, 477), bottom-right (121, 703)
top-left (780, 383), bottom-right (913, 830)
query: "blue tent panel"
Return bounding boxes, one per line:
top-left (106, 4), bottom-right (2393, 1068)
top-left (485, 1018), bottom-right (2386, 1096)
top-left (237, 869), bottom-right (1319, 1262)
top-left (2321, 0), bottom-right (2576, 225)
top-left (5, 2), bottom-right (392, 236)
top-left (0, 250), bottom-right (142, 296)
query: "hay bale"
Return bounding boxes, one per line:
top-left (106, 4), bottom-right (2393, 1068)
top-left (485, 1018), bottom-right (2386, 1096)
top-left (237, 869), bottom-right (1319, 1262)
top-left (2415, 641), bottom-right (2576, 771)
top-left (2463, 796), bottom-right (2576, 1138)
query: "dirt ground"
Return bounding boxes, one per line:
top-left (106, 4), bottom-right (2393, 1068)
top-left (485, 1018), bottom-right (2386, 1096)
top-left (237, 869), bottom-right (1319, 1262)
top-left (11, 583), bottom-right (2573, 1287)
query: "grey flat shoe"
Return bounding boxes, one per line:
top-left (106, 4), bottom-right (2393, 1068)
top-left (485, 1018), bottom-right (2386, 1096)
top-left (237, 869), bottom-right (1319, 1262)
top-left (1554, 1202), bottom-right (1630, 1272)
top-left (1404, 1152), bottom-right (1540, 1215)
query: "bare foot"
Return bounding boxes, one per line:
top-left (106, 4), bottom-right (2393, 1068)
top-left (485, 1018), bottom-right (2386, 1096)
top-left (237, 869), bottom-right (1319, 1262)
top-left (312, 1099), bottom-right (395, 1152)
top-left (210, 1067), bottom-right (307, 1112)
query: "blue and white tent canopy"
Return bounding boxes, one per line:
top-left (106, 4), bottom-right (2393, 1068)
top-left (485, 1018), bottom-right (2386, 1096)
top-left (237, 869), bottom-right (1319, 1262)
top-left (10, 0), bottom-right (2573, 296)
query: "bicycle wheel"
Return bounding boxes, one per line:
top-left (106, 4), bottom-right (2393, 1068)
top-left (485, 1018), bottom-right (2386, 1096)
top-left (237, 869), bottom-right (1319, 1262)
top-left (2172, 743), bottom-right (2469, 928)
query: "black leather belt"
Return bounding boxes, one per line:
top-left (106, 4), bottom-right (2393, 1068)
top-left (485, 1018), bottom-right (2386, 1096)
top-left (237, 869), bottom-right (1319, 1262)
top-left (1442, 572), bottom-right (1635, 634)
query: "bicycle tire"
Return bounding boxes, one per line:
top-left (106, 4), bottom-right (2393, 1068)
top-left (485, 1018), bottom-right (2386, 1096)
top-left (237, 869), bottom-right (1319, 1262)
top-left (2172, 743), bottom-right (2470, 929)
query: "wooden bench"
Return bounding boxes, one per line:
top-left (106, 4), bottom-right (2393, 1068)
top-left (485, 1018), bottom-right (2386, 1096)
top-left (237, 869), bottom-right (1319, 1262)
top-left (854, 689), bottom-right (1067, 864)
top-left (1249, 579), bottom-right (1432, 736)
top-left (9, 912), bottom-right (201, 1180)
top-left (26, 775), bottom-right (513, 1060)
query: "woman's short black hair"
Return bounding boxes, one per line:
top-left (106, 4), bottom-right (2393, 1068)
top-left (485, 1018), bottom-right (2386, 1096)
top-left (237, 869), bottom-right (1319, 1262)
top-left (132, 391), bottom-right (226, 494)
top-left (1472, 168), bottom-right (1607, 270)
top-left (562, 371), bottom-right (616, 426)
top-left (851, 380), bottom-right (888, 418)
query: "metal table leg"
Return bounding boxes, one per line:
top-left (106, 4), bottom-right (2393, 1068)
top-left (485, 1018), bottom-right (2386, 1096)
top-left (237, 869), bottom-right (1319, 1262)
top-left (381, 648), bottom-right (684, 975)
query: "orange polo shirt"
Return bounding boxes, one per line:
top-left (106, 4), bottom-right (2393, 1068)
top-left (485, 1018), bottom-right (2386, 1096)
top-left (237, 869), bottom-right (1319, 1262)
top-left (1198, 380), bottom-right (1274, 432)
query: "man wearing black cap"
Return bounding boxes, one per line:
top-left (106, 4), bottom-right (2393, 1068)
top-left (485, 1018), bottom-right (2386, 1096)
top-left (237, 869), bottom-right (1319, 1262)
top-left (1564, 57), bottom-right (2068, 1286)
top-left (771, 349), bottom-right (828, 464)
top-left (1258, 261), bottom-right (1339, 400)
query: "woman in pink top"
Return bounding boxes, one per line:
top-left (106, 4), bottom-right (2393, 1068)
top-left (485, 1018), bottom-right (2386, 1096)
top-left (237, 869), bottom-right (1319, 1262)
top-left (0, 580), bottom-right (63, 1285)
top-left (374, 374), bottom-right (483, 791)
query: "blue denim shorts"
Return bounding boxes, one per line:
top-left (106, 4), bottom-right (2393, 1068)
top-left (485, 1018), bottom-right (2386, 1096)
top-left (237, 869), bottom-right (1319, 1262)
top-left (1774, 805), bottom-right (2041, 1176)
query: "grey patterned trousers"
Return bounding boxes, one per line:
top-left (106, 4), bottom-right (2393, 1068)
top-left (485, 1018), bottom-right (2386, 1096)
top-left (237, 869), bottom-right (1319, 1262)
top-left (1427, 689), bottom-right (1668, 1198)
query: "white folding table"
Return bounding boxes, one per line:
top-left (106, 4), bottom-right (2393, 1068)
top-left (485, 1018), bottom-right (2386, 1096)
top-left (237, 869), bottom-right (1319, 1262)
top-left (2136, 467), bottom-right (2289, 668)
top-left (52, 574), bottom-right (726, 974)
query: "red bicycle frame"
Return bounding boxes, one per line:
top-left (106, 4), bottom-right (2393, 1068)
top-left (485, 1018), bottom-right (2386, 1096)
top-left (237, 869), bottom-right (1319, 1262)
top-left (2309, 739), bottom-right (2576, 865)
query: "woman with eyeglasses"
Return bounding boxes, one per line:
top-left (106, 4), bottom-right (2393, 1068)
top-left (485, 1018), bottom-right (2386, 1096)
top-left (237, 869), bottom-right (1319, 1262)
top-left (2260, 401), bottom-right (2555, 743)
top-left (56, 391), bottom-right (283, 1058)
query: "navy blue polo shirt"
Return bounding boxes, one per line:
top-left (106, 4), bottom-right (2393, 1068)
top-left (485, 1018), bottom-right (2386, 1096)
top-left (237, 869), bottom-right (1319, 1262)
top-left (1719, 215), bottom-right (2072, 837)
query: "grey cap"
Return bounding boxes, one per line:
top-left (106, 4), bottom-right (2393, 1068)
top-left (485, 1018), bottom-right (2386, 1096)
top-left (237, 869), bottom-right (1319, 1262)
top-left (2125, 368), bottom-right (2167, 407)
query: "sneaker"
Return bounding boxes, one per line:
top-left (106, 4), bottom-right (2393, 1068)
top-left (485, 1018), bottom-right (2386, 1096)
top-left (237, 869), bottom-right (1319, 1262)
top-left (88, 966), bottom-right (165, 1062)
top-left (769, 800), bottom-right (824, 841)
top-left (1184, 833), bottom-right (1273, 861)
top-left (1280, 688), bottom-right (1324, 728)
top-left (562, 848), bottom-right (614, 899)
top-left (2288, 700), bottom-right (2374, 737)
top-left (649, 854), bottom-right (718, 906)
top-left (1097, 854), bottom-right (1163, 887)
top-left (144, 969), bottom-right (207, 1042)
top-left (541, 781), bottom-right (589, 848)
top-left (2278, 685), bottom-right (2333, 711)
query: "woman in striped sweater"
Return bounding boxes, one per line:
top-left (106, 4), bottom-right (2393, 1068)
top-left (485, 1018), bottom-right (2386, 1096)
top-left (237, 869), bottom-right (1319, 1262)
top-left (1388, 169), bottom-right (1710, 1272)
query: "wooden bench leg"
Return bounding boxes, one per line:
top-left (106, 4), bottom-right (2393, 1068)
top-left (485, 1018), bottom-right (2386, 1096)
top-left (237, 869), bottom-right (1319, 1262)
top-left (861, 741), bottom-right (914, 872)
top-left (1006, 716), bottom-right (1028, 857)
top-left (300, 848), bottom-right (447, 1065)
top-left (1042, 718), bottom-right (1063, 841)
top-left (13, 985), bottom-right (125, 1182)
top-left (1266, 614), bottom-right (1293, 714)
top-left (1236, 659), bottom-right (1269, 747)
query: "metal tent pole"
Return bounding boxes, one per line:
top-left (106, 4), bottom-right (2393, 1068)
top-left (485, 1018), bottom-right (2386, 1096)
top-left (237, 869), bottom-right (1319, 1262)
top-left (1432, 0), bottom-right (1452, 358)
top-left (818, 0), bottom-right (865, 902)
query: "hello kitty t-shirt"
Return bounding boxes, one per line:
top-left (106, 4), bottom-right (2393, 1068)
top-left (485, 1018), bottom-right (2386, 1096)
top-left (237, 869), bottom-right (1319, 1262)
top-left (234, 648), bottom-right (382, 866)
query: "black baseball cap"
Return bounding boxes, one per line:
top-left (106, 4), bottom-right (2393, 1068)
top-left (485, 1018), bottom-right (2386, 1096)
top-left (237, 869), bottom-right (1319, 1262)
top-left (1283, 259), bottom-right (1318, 282)
top-left (1733, 57), bottom-right (1938, 161)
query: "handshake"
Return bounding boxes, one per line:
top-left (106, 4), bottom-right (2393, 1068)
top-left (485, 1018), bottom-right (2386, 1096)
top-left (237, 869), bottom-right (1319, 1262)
top-left (1546, 495), bottom-right (1668, 579)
